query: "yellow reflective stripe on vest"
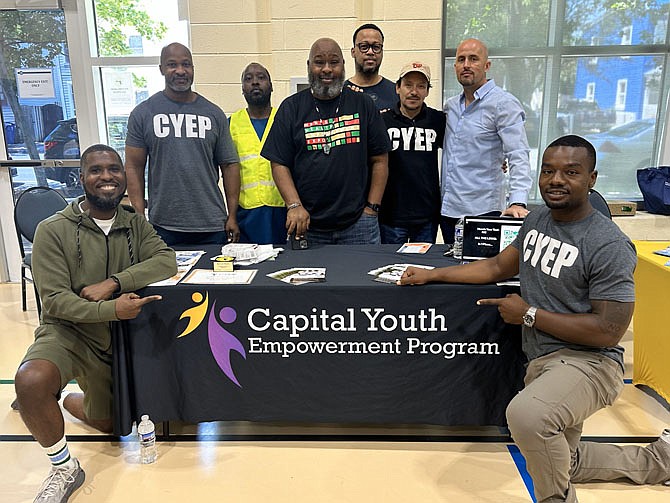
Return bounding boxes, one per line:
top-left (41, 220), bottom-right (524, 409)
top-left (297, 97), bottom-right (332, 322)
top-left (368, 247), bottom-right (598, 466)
top-left (241, 179), bottom-right (278, 191)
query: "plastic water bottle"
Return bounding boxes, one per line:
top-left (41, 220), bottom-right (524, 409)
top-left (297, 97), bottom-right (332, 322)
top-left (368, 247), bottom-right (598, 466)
top-left (138, 414), bottom-right (157, 464)
top-left (453, 218), bottom-right (464, 260)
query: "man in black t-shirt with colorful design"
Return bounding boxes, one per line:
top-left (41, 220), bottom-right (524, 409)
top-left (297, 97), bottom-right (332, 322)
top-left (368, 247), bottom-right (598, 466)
top-left (261, 38), bottom-right (391, 245)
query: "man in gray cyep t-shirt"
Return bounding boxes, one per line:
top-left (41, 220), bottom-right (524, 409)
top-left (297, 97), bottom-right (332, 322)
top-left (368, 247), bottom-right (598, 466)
top-left (398, 135), bottom-right (670, 502)
top-left (125, 42), bottom-right (241, 246)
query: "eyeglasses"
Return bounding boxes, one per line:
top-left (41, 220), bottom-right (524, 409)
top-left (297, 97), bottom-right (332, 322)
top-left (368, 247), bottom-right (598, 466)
top-left (356, 43), bottom-right (383, 54)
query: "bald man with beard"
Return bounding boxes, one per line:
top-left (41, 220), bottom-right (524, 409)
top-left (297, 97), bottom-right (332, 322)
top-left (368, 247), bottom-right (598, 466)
top-left (261, 38), bottom-right (391, 245)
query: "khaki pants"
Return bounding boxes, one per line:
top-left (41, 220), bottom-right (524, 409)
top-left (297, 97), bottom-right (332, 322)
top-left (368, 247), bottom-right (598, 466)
top-left (506, 348), bottom-right (670, 502)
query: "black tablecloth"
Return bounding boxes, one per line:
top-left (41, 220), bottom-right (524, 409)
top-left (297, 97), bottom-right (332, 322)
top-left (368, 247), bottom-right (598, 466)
top-left (113, 244), bottom-right (526, 435)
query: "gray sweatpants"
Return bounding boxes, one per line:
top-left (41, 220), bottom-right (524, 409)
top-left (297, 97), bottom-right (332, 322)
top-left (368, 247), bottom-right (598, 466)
top-left (506, 348), bottom-right (670, 502)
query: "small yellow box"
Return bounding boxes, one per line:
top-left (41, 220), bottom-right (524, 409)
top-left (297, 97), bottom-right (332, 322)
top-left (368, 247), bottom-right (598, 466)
top-left (213, 256), bottom-right (234, 272)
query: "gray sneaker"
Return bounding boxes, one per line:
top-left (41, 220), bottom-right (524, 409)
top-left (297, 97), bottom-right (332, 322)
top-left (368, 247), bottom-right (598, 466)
top-left (660, 429), bottom-right (670, 486)
top-left (34, 458), bottom-right (85, 503)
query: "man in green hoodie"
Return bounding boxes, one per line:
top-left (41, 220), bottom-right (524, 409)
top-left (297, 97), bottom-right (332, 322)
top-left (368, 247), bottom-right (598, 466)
top-left (14, 144), bottom-right (176, 503)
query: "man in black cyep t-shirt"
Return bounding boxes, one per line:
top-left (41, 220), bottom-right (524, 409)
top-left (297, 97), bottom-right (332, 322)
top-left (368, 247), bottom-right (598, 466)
top-left (379, 61), bottom-right (445, 244)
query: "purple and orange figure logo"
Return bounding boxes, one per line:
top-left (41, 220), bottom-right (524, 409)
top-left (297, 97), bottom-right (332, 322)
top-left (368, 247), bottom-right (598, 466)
top-left (177, 292), bottom-right (247, 387)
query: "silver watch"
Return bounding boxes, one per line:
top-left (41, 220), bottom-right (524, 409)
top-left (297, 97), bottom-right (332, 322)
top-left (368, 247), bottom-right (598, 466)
top-left (522, 306), bottom-right (537, 327)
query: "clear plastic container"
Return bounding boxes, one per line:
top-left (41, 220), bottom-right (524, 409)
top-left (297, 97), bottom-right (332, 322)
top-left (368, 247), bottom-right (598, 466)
top-left (453, 218), bottom-right (464, 260)
top-left (137, 414), bottom-right (157, 464)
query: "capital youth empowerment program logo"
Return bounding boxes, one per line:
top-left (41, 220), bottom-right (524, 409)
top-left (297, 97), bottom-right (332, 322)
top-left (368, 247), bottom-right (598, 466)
top-left (177, 291), bottom-right (246, 387)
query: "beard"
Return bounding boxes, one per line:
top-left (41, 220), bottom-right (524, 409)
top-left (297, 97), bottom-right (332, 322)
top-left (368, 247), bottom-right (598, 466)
top-left (309, 71), bottom-right (345, 99)
top-left (541, 191), bottom-right (571, 210)
top-left (244, 91), bottom-right (271, 108)
top-left (355, 60), bottom-right (380, 76)
top-left (166, 77), bottom-right (192, 93)
top-left (84, 188), bottom-right (125, 213)
top-left (543, 199), bottom-right (568, 210)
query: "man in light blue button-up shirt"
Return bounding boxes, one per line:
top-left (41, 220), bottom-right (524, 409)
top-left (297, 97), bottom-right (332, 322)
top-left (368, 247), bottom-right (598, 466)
top-left (440, 38), bottom-right (532, 244)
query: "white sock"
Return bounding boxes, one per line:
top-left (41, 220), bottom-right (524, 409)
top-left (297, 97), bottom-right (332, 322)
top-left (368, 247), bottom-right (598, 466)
top-left (44, 436), bottom-right (76, 469)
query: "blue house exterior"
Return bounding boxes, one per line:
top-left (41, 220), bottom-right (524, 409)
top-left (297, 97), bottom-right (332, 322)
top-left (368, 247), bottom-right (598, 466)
top-left (574, 3), bottom-right (667, 121)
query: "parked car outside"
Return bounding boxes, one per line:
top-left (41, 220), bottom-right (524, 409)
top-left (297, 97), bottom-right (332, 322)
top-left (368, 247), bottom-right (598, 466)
top-left (557, 98), bottom-right (616, 135)
top-left (43, 117), bottom-right (81, 187)
top-left (585, 118), bottom-right (656, 199)
top-left (10, 166), bottom-right (67, 200)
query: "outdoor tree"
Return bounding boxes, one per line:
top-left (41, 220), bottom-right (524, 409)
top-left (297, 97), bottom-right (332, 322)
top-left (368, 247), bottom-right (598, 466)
top-left (95, 0), bottom-right (166, 57)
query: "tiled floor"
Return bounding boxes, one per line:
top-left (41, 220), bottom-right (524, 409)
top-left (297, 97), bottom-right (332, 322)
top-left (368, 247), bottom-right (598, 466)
top-left (1, 283), bottom-right (668, 502)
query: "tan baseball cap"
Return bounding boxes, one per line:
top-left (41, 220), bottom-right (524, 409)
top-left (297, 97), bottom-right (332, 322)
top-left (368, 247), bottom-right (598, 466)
top-left (399, 61), bottom-right (431, 82)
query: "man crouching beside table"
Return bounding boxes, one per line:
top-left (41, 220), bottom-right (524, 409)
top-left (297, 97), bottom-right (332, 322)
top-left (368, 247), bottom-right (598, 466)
top-left (14, 144), bottom-right (176, 503)
top-left (398, 135), bottom-right (670, 503)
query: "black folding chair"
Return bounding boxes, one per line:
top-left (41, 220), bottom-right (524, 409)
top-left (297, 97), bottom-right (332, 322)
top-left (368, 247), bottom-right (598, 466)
top-left (589, 189), bottom-right (612, 219)
top-left (14, 186), bottom-right (68, 314)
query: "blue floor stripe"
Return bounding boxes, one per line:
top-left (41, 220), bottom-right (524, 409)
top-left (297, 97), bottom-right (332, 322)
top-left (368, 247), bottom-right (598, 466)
top-left (507, 444), bottom-right (536, 502)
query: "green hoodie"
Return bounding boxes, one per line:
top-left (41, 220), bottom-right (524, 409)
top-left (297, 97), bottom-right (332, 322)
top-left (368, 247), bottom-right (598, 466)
top-left (32, 197), bottom-right (177, 352)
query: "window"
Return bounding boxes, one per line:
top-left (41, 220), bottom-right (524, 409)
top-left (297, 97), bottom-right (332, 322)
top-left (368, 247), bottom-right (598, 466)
top-left (0, 9), bottom-right (75, 163)
top-left (443, 0), bottom-right (670, 201)
top-left (644, 67), bottom-right (662, 119)
top-left (585, 83), bottom-right (595, 102)
top-left (616, 79), bottom-right (628, 110)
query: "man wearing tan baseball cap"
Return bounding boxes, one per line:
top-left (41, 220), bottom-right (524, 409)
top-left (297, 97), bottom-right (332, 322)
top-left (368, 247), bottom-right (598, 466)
top-left (378, 61), bottom-right (446, 244)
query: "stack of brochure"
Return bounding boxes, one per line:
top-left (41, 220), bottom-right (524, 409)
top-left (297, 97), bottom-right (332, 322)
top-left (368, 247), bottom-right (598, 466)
top-left (268, 267), bottom-right (326, 285)
top-left (396, 242), bottom-right (432, 254)
top-left (219, 243), bottom-right (281, 265)
top-left (150, 250), bottom-right (205, 286)
top-left (367, 264), bottom-right (434, 284)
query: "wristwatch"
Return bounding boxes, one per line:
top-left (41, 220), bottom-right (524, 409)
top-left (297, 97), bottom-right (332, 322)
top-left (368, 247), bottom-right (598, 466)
top-left (510, 202), bottom-right (527, 208)
top-left (522, 306), bottom-right (537, 327)
top-left (365, 202), bottom-right (381, 212)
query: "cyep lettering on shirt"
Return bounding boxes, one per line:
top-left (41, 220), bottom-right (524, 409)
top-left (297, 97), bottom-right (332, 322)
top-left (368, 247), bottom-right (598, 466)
top-left (152, 113), bottom-right (212, 139)
top-left (522, 229), bottom-right (579, 279)
top-left (387, 127), bottom-right (438, 152)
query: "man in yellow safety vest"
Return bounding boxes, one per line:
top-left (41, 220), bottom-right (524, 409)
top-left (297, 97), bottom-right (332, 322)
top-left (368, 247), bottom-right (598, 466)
top-left (229, 63), bottom-right (286, 244)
